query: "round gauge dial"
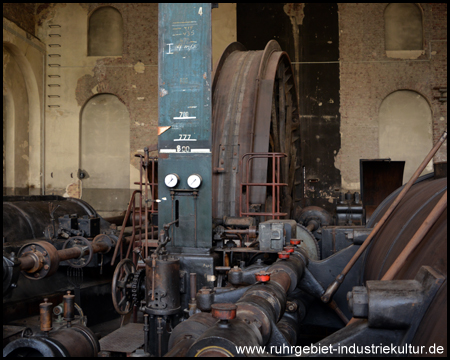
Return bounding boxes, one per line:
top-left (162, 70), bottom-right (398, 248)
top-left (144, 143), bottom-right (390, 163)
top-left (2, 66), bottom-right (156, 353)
top-left (164, 173), bottom-right (179, 188)
top-left (187, 174), bottom-right (202, 189)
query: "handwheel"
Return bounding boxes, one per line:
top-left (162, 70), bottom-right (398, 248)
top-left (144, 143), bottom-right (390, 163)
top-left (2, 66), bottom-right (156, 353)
top-left (62, 236), bottom-right (93, 268)
top-left (112, 259), bottom-right (136, 315)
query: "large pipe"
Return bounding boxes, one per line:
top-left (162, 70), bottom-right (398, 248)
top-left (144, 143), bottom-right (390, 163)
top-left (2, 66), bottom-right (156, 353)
top-left (3, 324), bottom-right (99, 357)
top-left (172, 252), bottom-right (306, 357)
top-left (18, 240), bottom-right (110, 273)
top-left (321, 130), bottom-right (447, 303)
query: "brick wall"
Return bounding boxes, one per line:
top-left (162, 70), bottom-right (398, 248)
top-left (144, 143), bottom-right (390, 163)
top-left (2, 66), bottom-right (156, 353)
top-left (337, 3), bottom-right (447, 190)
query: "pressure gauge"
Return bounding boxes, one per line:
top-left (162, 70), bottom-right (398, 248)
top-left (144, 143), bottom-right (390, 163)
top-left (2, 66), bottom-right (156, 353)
top-left (164, 173), bottom-right (179, 188)
top-left (187, 174), bottom-right (202, 189)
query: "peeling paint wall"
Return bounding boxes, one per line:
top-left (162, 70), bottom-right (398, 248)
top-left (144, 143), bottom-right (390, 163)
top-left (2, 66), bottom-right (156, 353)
top-left (3, 16), bottom-right (45, 195)
top-left (379, 90), bottom-right (433, 183)
top-left (31, 3), bottom-right (235, 217)
top-left (3, 49), bottom-right (30, 193)
top-left (212, 3), bottom-right (237, 67)
top-left (34, 3), bottom-right (160, 216)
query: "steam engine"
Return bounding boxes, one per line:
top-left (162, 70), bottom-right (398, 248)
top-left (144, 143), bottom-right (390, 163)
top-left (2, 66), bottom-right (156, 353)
top-left (3, 3), bottom-right (447, 358)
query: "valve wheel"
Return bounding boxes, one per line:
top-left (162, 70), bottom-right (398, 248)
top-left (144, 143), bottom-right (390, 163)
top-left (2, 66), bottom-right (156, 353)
top-left (62, 236), bottom-right (93, 268)
top-left (112, 259), bottom-right (136, 315)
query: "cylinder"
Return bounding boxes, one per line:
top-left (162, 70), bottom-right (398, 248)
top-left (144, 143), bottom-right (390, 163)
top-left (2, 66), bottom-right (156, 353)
top-left (364, 177), bottom-right (447, 351)
top-left (63, 291), bottom-right (75, 324)
top-left (190, 273), bottom-right (197, 301)
top-left (3, 325), bottom-right (100, 357)
top-left (144, 256), bottom-right (180, 315)
top-left (3, 195), bottom-right (97, 243)
top-left (39, 298), bottom-right (52, 332)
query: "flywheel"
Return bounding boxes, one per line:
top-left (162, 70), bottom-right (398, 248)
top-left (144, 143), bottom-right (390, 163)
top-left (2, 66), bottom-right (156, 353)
top-left (212, 41), bottom-right (302, 220)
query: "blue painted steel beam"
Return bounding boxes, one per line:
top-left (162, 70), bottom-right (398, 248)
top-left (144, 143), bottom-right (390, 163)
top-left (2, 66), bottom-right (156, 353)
top-left (158, 3), bottom-right (212, 249)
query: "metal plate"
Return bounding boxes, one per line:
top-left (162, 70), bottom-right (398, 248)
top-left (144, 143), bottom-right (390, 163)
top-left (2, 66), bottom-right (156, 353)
top-left (99, 323), bottom-right (144, 354)
top-left (158, 3), bottom-right (212, 248)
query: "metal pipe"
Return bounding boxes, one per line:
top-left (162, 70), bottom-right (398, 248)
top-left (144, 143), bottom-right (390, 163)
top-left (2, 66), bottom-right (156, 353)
top-left (190, 273), bottom-right (197, 301)
top-left (111, 189), bottom-right (141, 265)
top-left (144, 147), bottom-right (149, 259)
top-left (381, 190), bottom-right (447, 281)
top-left (19, 239), bottom-right (110, 271)
top-left (321, 130), bottom-right (447, 303)
top-left (328, 299), bottom-right (349, 324)
top-left (306, 222), bottom-right (315, 232)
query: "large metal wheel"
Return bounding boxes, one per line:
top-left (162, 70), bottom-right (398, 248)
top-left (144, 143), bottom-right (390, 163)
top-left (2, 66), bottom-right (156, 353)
top-left (212, 40), bottom-right (302, 220)
top-left (111, 259), bottom-right (136, 315)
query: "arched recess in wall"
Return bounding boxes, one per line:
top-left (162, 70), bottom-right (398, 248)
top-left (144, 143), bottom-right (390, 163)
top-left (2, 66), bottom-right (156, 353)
top-left (379, 90), bottom-right (433, 184)
top-left (385, 3), bottom-right (423, 51)
top-left (80, 93), bottom-right (130, 217)
top-left (88, 6), bottom-right (123, 56)
top-left (3, 42), bottom-right (41, 195)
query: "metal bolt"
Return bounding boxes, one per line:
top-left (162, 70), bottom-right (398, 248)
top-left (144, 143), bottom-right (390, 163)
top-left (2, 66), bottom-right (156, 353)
top-left (31, 245), bottom-right (36, 251)
top-left (44, 265), bottom-right (49, 270)
top-left (286, 301), bottom-right (298, 312)
top-left (34, 273), bottom-right (40, 278)
top-left (42, 251), bottom-right (47, 256)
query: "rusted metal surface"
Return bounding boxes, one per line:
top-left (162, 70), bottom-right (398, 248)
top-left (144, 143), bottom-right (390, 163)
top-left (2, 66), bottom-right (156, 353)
top-left (111, 155), bottom-right (158, 266)
top-left (63, 291), bottom-right (75, 325)
top-left (18, 241), bottom-right (60, 279)
top-left (240, 152), bottom-right (288, 219)
top-left (111, 259), bottom-right (136, 315)
top-left (39, 298), bottom-right (53, 332)
top-left (381, 191), bottom-right (447, 281)
top-left (364, 177), bottom-right (447, 351)
top-left (212, 40), bottom-right (301, 220)
top-left (364, 178), bottom-right (447, 280)
top-left (144, 257), bottom-right (181, 316)
top-left (211, 303), bottom-right (237, 320)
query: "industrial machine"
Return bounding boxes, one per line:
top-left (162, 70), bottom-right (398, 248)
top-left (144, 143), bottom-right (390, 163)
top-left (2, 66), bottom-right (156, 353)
top-left (3, 3), bottom-right (447, 358)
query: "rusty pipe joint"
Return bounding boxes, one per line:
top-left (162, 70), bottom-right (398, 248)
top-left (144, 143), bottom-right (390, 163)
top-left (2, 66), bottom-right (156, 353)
top-left (18, 241), bottom-right (60, 280)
